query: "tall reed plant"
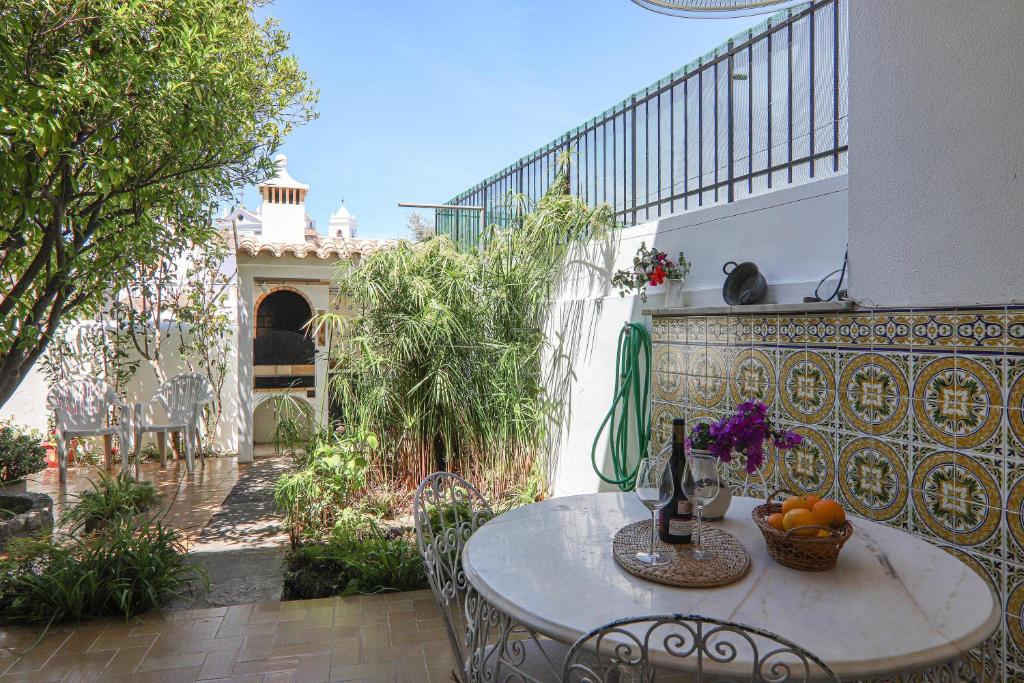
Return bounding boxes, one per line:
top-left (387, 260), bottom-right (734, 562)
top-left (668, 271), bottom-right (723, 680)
top-left (317, 158), bottom-right (614, 495)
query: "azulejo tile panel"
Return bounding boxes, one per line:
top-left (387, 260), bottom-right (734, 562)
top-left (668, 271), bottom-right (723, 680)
top-left (837, 435), bottom-right (909, 523)
top-left (870, 310), bottom-right (913, 347)
top-left (778, 425), bottom-right (835, 498)
top-left (912, 310), bottom-right (959, 348)
top-left (652, 345), bottom-right (685, 402)
top-left (650, 402), bottom-right (680, 454)
top-left (910, 449), bottom-right (1001, 548)
top-left (729, 348), bottom-right (776, 408)
top-left (957, 309), bottom-right (1007, 350)
top-left (779, 350), bottom-right (836, 424)
top-left (650, 305), bottom-right (1020, 677)
top-left (651, 318), bottom-right (671, 342)
top-left (1007, 357), bottom-right (1024, 453)
top-left (838, 352), bottom-right (911, 435)
top-left (1009, 309), bottom-right (1024, 352)
top-left (1005, 461), bottom-right (1024, 565)
top-left (686, 346), bottom-right (728, 408)
top-left (1005, 565), bottom-right (1024, 668)
top-left (912, 355), bottom-right (1003, 450)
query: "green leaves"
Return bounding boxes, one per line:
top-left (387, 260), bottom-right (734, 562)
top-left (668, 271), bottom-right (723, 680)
top-left (60, 472), bottom-right (159, 533)
top-left (272, 426), bottom-right (377, 545)
top-left (0, 422), bottom-right (47, 483)
top-left (0, 0), bottom-right (317, 407)
top-left (0, 519), bottom-right (203, 624)
top-left (325, 156), bottom-right (615, 497)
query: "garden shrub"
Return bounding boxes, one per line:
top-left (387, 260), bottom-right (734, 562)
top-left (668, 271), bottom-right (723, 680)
top-left (282, 512), bottom-right (427, 600)
top-left (0, 519), bottom-right (204, 624)
top-left (354, 484), bottom-right (407, 521)
top-left (0, 422), bottom-right (46, 483)
top-left (60, 472), bottom-right (159, 532)
top-left (317, 156), bottom-right (615, 495)
top-left (273, 427), bottom-right (374, 545)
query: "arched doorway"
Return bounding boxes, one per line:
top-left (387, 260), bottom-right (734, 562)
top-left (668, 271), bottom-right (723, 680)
top-left (253, 289), bottom-right (315, 369)
top-left (253, 288), bottom-right (317, 445)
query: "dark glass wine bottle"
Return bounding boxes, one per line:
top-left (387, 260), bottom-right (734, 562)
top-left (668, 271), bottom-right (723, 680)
top-left (657, 418), bottom-right (693, 544)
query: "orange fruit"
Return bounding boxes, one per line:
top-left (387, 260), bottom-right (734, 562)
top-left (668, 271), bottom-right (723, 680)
top-left (804, 494), bottom-right (822, 507)
top-left (780, 495), bottom-right (815, 514)
top-left (767, 512), bottom-right (786, 531)
top-left (783, 508), bottom-right (821, 537)
top-left (813, 499), bottom-right (846, 528)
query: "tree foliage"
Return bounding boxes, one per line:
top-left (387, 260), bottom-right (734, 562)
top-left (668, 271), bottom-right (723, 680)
top-left (0, 0), bottom-right (317, 407)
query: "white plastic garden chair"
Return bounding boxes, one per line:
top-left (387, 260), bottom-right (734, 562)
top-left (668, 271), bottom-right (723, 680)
top-left (133, 373), bottom-right (213, 474)
top-left (46, 378), bottom-right (133, 483)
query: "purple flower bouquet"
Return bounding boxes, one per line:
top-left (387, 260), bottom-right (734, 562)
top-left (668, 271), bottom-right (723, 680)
top-left (687, 401), bottom-right (803, 474)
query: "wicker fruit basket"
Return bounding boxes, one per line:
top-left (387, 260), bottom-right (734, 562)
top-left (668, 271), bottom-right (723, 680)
top-left (752, 489), bottom-right (853, 571)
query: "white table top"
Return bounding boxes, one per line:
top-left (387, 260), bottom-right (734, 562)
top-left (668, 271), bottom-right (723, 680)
top-left (462, 493), bottom-right (1000, 680)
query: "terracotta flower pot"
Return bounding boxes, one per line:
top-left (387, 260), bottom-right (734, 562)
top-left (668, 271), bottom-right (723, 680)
top-left (42, 438), bottom-right (76, 468)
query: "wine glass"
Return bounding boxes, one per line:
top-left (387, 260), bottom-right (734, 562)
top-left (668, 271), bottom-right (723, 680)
top-left (683, 452), bottom-right (720, 560)
top-left (634, 457), bottom-right (674, 565)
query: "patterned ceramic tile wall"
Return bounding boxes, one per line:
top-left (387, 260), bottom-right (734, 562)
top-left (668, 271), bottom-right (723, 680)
top-left (650, 306), bottom-right (1024, 679)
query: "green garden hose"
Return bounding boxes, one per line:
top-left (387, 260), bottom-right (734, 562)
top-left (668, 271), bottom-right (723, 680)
top-left (590, 321), bottom-right (652, 491)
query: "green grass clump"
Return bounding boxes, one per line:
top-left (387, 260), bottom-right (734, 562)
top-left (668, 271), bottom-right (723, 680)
top-left (282, 511), bottom-right (426, 600)
top-left (61, 472), bottom-right (159, 532)
top-left (0, 520), bottom-right (205, 624)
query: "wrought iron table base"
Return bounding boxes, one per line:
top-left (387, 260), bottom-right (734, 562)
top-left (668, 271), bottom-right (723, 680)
top-left (463, 596), bottom-right (998, 683)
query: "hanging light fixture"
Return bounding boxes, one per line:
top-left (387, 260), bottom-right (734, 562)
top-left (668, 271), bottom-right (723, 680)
top-left (630, 0), bottom-right (805, 19)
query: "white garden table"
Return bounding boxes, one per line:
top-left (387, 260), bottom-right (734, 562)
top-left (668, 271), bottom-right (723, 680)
top-left (462, 493), bottom-right (999, 681)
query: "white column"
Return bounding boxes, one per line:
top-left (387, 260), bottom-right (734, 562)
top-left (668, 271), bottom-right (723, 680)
top-left (308, 286), bottom-right (331, 429)
top-left (236, 270), bottom-right (255, 463)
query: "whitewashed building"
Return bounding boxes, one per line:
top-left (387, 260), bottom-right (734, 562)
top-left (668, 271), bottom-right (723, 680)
top-left (1, 155), bottom-right (392, 463)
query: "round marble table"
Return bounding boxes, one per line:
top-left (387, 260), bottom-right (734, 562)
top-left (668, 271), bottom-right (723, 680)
top-left (462, 493), bottom-right (1000, 681)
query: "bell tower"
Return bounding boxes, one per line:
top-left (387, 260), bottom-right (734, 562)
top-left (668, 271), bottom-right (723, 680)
top-left (328, 203), bottom-right (358, 240)
top-left (258, 154), bottom-right (309, 243)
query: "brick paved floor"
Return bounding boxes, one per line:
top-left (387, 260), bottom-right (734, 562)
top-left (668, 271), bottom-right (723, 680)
top-left (0, 590), bottom-right (453, 682)
top-left (5, 456), bottom-right (454, 682)
top-left (25, 456), bottom-right (242, 544)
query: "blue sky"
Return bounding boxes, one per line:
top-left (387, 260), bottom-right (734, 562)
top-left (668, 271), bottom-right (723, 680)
top-left (248, 1), bottom-right (758, 240)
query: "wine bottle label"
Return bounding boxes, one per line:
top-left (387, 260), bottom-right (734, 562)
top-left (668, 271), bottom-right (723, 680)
top-left (675, 500), bottom-right (693, 515)
top-left (668, 518), bottom-right (693, 536)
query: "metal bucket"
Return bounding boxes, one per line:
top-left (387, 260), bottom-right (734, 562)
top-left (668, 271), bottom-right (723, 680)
top-left (722, 261), bottom-right (767, 306)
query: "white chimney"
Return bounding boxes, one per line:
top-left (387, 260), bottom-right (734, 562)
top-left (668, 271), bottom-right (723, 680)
top-left (257, 154), bottom-right (309, 243)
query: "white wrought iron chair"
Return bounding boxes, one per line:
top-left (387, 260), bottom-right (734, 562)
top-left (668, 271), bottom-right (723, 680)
top-left (414, 472), bottom-right (567, 683)
top-left (563, 614), bottom-right (840, 683)
top-left (133, 373), bottom-right (213, 474)
top-left (46, 378), bottom-right (133, 483)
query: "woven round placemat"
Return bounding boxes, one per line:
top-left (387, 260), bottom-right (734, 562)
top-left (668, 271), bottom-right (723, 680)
top-left (612, 519), bottom-right (750, 588)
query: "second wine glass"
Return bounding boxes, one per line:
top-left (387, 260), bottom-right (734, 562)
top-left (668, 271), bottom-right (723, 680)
top-left (683, 452), bottom-right (720, 560)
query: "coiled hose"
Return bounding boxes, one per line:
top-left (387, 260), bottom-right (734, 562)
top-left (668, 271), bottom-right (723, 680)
top-left (590, 322), bottom-right (652, 490)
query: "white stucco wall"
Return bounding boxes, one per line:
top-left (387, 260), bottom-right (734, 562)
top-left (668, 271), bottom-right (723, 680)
top-left (546, 176), bottom-right (848, 497)
top-left (847, 0), bottom-right (1024, 307)
top-left (0, 364), bottom-right (49, 435)
top-left (0, 324), bottom-right (240, 452)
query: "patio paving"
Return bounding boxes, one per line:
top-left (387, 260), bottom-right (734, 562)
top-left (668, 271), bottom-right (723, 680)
top-left (25, 454), bottom-right (293, 610)
top-left (6, 456), bottom-right (453, 682)
top-left (0, 590), bottom-right (453, 682)
top-left (25, 456), bottom-right (242, 544)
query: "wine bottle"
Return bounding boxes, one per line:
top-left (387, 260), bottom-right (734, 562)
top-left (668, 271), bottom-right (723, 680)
top-left (657, 417), bottom-right (694, 544)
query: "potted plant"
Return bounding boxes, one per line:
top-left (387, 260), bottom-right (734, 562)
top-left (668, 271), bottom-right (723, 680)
top-left (687, 401), bottom-right (802, 519)
top-left (0, 423), bottom-right (48, 493)
top-left (612, 242), bottom-right (691, 303)
top-left (42, 431), bottom-right (77, 469)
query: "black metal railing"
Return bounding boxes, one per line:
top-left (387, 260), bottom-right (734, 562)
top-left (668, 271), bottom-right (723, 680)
top-left (437, 0), bottom-right (847, 246)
